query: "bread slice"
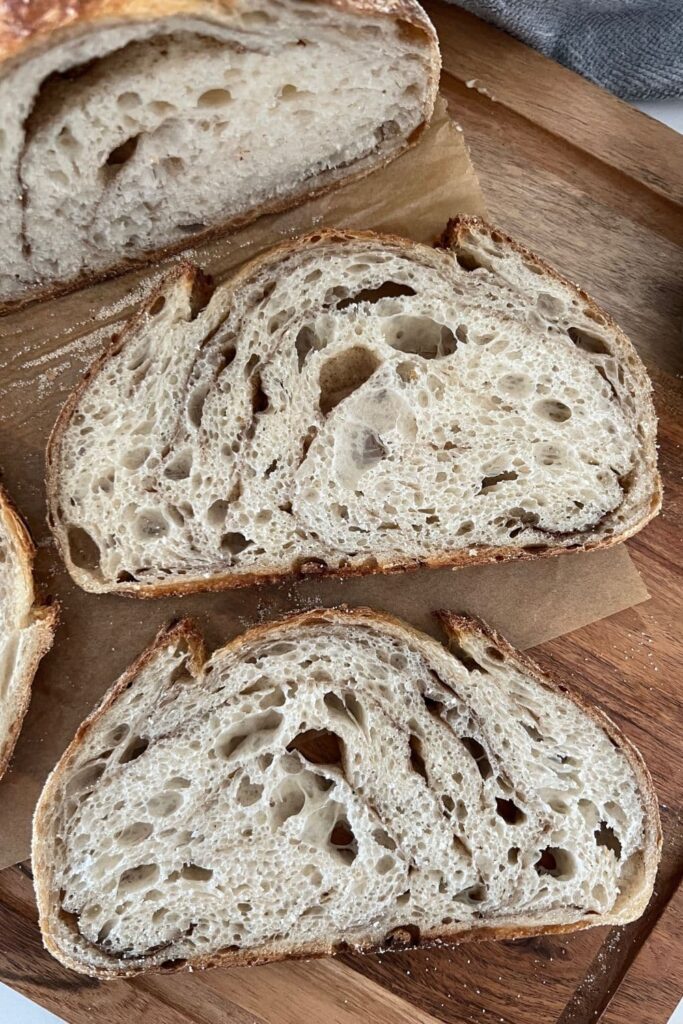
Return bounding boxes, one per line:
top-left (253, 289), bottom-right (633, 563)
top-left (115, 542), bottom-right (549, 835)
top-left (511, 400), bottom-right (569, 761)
top-left (32, 606), bottom-right (660, 979)
top-left (47, 218), bottom-right (661, 597)
top-left (0, 0), bottom-right (438, 308)
top-left (0, 486), bottom-right (58, 779)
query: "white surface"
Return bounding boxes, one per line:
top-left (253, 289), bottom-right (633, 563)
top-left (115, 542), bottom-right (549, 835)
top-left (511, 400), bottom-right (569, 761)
top-left (0, 93), bottom-right (681, 1024)
top-left (634, 99), bottom-right (683, 134)
top-left (670, 998), bottom-right (683, 1024)
top-left (0, 984), bottom-right (66, 1024)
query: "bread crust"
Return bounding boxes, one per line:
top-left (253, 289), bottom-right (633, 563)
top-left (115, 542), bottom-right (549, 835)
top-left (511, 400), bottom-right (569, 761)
top-left (0, 0), bottom-right (439, 313)
top-left (0, 484), bottom-right (59, 779)
top-left (45, 219), bottom-right (662, 598)
top-left (32, 605), bottom-right (661, 978)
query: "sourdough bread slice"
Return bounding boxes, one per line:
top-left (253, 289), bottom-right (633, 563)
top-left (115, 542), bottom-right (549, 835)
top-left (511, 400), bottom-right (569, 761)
top-left (0, 0), bottom-right (438, 308)
top-left (32, 607), bottom-right (660, 979)
top-left (0, 486), bottom-right (58, 778)
top-left (47, 218), bottom-right (661, 596)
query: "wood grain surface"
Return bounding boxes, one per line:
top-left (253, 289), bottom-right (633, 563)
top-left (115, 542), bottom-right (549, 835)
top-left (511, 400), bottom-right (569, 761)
top-left (0, 4), bottom-right (681, 1023)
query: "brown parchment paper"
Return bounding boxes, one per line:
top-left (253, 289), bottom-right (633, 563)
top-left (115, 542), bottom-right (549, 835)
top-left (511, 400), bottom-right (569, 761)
top-left (0, 98), bottom-right (648, 869)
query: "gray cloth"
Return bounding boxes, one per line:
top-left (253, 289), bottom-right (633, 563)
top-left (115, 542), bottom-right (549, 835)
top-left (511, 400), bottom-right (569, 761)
top-left (447, 0), bottom-right (683, 100)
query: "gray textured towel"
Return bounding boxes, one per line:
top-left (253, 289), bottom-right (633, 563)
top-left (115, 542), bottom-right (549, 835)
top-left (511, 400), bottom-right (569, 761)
top-left (447, 0), bottom-right (683, 100)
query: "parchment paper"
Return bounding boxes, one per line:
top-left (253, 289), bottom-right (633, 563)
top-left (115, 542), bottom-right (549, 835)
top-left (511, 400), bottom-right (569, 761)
top-left (0, 98), bottom-right (648, 869)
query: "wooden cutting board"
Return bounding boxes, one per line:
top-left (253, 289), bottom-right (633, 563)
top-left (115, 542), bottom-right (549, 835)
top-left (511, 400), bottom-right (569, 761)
top-left (1, 4), bottom-right (681, 1022)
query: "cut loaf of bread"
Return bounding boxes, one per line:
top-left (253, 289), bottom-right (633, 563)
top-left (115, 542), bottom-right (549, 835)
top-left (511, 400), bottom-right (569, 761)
top-left (48, 218), bottom-right (661, 596)
top-left (32, 607), bottom-right (660, 979)
top-left (0, 0), bottom-right (438, 308)
top-left (0, 486), bottom-right (58, 778)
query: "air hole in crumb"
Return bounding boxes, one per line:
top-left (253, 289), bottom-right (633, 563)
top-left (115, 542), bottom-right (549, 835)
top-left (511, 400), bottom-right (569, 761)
top-left (236, 775), bottom-right (263, 807)
top-left (180, 864), bottom-right (213, 881)
top-left (376, 855), bottom-right (394, 875)
top-left (409, 733), bottom-right (428, 782)
top-left (67, 526), bottom-right (102, 575)
top-left (449, 641), bottom-right (485, 672)
top-left (461, 737), bottom-right (492, 779)
top-left (535, 847), bottom-right (575, 879)
top-left (104, 134), bottom-right (139, 169)
top-left (134, 510), bottom-right (168, 541)
top-left (455, 251), bottom-right (482, 272)
top-left (330, 819), bottom-right (357, 863)
top-left (220, 531), bottom-right (252, 558)
top-left (178, 222), bottom-right (206, 234)
top-left (106, 723), bottom-right (129, 745)
top-left (594, 821), bottom-right (622, 859)
top-left (534, 399), bottom-right (572, 423)
top-left (149, 296), bottom-right (166, 316)
top-left (207, 500), bottom-right (230, 527)
top-left (96, 918), bottom-right (117, 944)
top-left (520, 721), bottom-right (544, 743)
top-left (198, 88), bottom-right (232, 107)
top-left (384, 924), bottom-right (420, 947)
top-left (335, 282), bottom-right (416, 310)
top-left (486, 646), bottom-right (505, 662)
top-left (163, 450), bottom-right (192, 480)
top-left (188, 383), bottom-right (210, 428)
top-left (118, 822), bottom-right (153, 845)
top-left (292, 556), bottom-right (328, 574)
top-left (454, 883), bottom-right (486, 903)
top-left (318, 347), bottom-right (380, 414)
top-left (148, 792), bottom-right (183, 817)
top-left (397, 360), bottom-right (418, 382)
top-left (423, 694), bottom-right (447, 718)
top-left (165, 776), bottom-right (191, 789)
top-left (568, 327), bottom-right (610, 355)
top-left (159, 958), bottom-right (189, 971)
top-left (536, 292), bottom-right (565, 318)
top-left (118, 863), bottom-right (158, 894)
top-left (384, 315), bottom-right (457, 359)
top-left (217, 711), bottom-right (283, 760)
top-left (296, 325), bottom-right (319, 370)
top-left (287, 729), bottom-right (343, 766)
top-left (251, 374), bottom-right (269, 414)
top-left (373, 828), bottom-right (397, 851)
top-left (119, 736), bottom-right (149, 764)
top-left (478, 470), bottom-right (518, 493)
top-left (495, 797), bottom-right (525, 824)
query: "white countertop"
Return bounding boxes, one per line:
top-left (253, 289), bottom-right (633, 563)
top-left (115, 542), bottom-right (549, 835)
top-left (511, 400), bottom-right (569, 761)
top-left (3, 95), bottom-right (681, 1024)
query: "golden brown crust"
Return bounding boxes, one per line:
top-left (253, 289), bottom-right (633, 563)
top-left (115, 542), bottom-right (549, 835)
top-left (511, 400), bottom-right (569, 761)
top-left (0, 0), bottom-right (436, 64)
top-left (46, 222), bottom-right (661, 599)
top-left (32, 605), bottom-right (660, 978)
top-left (0, 484), bottom-right (59, 779)
top-left (0, 0), bottom-right (439, 313)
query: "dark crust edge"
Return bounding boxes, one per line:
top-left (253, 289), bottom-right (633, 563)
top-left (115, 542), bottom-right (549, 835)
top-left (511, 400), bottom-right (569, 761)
top-left (0, 484), bottom-right (59, 779)
top-left (45, 220), bottom-right (662, 598)
top-left (31, 605), bottom-right (661, 979)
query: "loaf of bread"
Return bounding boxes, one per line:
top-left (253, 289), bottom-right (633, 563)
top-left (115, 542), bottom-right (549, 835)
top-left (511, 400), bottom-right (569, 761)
top-left (0, 486), bottom-right (57, 778)
top-left (32, 607), bottom-right (660, 978)
top-left (47, 218), bottom-right (661, 596)
top-left (0, 0), bottom-right (438, 308)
